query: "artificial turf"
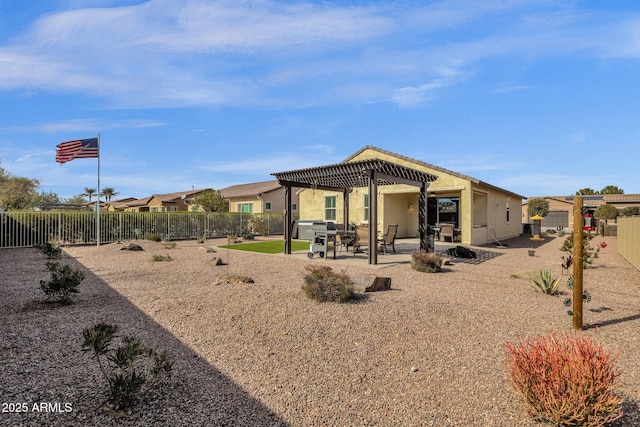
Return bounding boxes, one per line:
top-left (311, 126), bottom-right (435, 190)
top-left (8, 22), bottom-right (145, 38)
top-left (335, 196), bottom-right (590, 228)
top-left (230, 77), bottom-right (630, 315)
top-left (218, 239), bottom-right (310, 254)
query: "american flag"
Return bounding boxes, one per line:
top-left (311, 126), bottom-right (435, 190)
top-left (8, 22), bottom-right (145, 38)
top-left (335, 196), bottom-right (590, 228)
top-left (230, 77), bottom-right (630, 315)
top-left (55, 137), bottom-right (99, 164)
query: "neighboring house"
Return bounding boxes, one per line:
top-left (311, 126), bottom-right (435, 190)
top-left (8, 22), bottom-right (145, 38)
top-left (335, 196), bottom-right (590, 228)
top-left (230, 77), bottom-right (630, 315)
top-left (106, 197), bottom-right (137, 212)
top-left (297, 146), bottom-right (524, 246)
top-left (523, 194), bottom-right (640, 231)
top-left (220, 180), bottom-right (300, 214)
top-left (111, 189), bottom-right (212, 212)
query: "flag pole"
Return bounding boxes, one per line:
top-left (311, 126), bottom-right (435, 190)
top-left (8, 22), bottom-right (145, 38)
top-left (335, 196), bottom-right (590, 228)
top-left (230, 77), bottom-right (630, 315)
top-left (97, 133), bottom-right (101, 247)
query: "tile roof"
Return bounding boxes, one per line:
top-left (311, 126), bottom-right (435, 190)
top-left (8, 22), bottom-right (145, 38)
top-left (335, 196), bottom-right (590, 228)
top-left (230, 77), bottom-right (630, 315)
top-left (220, 180), bottom-right (284, 198)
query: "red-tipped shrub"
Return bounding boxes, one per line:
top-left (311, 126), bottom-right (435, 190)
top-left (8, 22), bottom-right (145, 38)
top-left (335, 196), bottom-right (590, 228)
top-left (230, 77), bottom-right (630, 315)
top-left (505, 332), bottom-right (623, 427)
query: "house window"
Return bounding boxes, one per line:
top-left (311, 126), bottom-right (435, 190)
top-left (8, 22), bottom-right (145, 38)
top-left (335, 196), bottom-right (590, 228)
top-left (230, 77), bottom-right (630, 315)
top-left (506, 207), bottom-right (510, 223)
top-left (363, 194), bottom-right (369, 221)
top-left (170, 206), bottom-right (178, 212)
top-left (265, 202), bottom-right (272, 211)
top-left (325, 196), bottom-right (336, 221)
top-left (238, 203), bottom-right (253, 213)
top-left (292, 203), bottom-right (298, 211)
top-left (151, 207), bottom-right (158, 212)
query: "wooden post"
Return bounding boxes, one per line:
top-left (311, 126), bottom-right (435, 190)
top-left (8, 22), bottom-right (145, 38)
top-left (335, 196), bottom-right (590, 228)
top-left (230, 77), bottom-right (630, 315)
top-left (573, 196), bottom-right (584, 330)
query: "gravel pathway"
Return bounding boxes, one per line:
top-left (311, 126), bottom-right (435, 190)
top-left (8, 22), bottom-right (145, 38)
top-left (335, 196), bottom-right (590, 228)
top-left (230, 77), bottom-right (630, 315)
top-left (1, 235), bottom-right (639, 426)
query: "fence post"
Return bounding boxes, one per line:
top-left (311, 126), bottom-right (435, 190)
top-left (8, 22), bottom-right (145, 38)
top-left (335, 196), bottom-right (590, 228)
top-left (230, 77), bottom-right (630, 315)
top-left (573, 196), bottom-right (584, 330)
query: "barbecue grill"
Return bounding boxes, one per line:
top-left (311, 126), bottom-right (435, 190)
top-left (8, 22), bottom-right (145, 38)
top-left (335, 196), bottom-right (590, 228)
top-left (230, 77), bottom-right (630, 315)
top-left (293, 220), bottom-right (336, 259)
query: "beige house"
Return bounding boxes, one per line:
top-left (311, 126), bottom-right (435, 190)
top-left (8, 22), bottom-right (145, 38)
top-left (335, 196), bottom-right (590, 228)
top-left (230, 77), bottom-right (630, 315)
top-left (220, 180), bottom-right (300, 214)
top-left (523, 194), bottom-right (640, 231)
top-left (109, 189), bottom-right (212, 212)
top-left (296, 146), bottom-right (524, 246)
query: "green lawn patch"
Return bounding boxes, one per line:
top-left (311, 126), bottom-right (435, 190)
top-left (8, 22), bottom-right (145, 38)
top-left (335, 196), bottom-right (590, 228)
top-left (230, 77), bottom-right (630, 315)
top-left (219, 239), bottom-right (310, 254)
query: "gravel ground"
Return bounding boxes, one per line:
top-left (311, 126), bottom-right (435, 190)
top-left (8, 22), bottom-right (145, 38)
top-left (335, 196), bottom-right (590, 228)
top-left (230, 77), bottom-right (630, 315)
top-left (1, 235), bottom-right (639, 427)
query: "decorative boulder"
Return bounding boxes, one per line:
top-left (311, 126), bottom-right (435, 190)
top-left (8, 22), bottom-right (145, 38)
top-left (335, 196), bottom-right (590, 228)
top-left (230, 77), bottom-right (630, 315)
top-left (121, 243), bottom-right (144, 251)
top-left (208, 256), bottom-right (225, 266)
top-left (365, 276), bottom-right (392, 292)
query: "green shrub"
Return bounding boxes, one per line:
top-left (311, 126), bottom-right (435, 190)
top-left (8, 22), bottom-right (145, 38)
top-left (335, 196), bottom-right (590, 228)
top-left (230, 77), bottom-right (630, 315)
top-left (505, 332), bottom-right (623, 426)
top-left (35, 241), bottom-right (62, 258)
top-left (39, 261), bottom-right (85, 304)
top-left (302, 265), bottom-right (355, 303)
top-left (82, 322), bottom-right (174, 411)
top-left (446, 246), bottom-right (476, 258)
top-left (410, 251), bottom-right (443, 273)
top-left (147, 233), bottom-right (162, 242)
top-left (151, 254), bottom-right (172, 262)
top-left (530, 269), bottom-right (560, 295)
top-left (560, 232), bottom-right (596, 268)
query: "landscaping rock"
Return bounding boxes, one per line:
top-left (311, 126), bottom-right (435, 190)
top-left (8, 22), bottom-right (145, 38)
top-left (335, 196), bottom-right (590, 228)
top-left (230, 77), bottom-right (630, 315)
top-left (213, 275), bottom-right (254, 285)
top-left (199, 246), bottom-right (217, 253)
top-left (365, 276), bottom-right (391, 292)
top-left (208, 257), bottom-right (225, 266)
top-left (121, 243), bottom-right (144, 251)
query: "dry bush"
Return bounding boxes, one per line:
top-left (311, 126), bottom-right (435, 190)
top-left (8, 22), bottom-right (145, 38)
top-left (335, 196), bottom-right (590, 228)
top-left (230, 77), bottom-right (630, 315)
top-left (505, 332), bottom-right (623, 426)
top-left (411, 251), bottom-right (443, 273)
top-left (302, 265), bottom-right (355, 303)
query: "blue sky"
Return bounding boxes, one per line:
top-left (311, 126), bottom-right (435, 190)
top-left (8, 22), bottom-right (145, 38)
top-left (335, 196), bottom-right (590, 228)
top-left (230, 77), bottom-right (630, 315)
top-left (1, 0), bottom-right (639, 201)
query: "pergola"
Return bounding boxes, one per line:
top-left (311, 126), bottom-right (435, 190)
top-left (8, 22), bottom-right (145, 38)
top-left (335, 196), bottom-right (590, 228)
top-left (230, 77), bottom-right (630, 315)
top-left (272, 158), bottom-right (438, 264)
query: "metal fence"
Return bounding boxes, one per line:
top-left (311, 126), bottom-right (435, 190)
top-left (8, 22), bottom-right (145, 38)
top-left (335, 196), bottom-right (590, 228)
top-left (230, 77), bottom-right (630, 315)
top-left (0, 211), bottom-right (295, 248)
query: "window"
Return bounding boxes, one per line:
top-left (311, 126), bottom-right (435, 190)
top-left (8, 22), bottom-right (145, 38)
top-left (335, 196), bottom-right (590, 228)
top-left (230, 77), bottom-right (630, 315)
top-left (151, 207), bottom-right (158, 212)
top-left (238, 203), bottom-right (253, 213)
top-left (438, 197), bottom-right (459, 227)
top-left (325, 196), bottom-right (336, 221)
top-left (170, 206), bottom-right (178, 212)
top-left (292, 203), bottom-right (298, 211)
top-left (265, 202), bottom-right (272, 211)
top-left (363, 194), bottom-right (369, 221)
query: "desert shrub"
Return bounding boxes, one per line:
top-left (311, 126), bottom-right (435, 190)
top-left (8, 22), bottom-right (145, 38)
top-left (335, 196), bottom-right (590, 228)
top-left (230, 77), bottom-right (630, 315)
top-left (619, 206), bottom-right (640, 217)
top-left (196, 236), bottom-right (205, 244)
top-left (147, 233), bottom-right (162, 242)
top-left (560, 232), bottom-right (596, 268)
top-left (242, 232), bottom-right (255, 240)
top-left (247, 215), bottom-right (269, 236)
top-left (82, 322), bottom-right (174, 411)
top-left (151, 254), bottom-right (172, 262)
top-left (446, 245), bottom-right (476, 258)
top-left (411, 251), bottom-right (443, 273)
top-left (35, 241), bottom-right (62, 259)
top-left (39, 261), bottom-right (85, 304)
top-left (505, 332), bottom-right (623, 427)
top-left (530, 269), bottom-right (561, 295)
top-left (302, 265), bottom-right (355, 303)
top-left (163, 242), bottom-right (177, 249)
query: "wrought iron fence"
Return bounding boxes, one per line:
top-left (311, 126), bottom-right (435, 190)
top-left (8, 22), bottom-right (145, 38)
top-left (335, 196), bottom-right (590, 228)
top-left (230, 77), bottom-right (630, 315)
top-left (0, 211), bottom-right (295, 248)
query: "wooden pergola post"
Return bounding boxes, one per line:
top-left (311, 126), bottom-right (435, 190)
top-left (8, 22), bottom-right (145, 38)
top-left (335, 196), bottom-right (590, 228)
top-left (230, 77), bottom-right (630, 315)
top-left (573, 196), bottom-right (584, 330)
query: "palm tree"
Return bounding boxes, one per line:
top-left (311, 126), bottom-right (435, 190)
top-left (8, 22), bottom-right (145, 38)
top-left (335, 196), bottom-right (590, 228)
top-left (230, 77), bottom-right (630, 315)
top-left (83, 187), bottom-right (97, 202)
top-left (101, 187), bottom-right (118, 202)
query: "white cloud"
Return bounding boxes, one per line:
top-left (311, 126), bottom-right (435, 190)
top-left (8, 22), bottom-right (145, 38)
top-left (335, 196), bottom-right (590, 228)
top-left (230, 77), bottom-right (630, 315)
top-left (1, 118), bottom-right (166, 134)
top-left (1, 0), bottom-right (639, 110)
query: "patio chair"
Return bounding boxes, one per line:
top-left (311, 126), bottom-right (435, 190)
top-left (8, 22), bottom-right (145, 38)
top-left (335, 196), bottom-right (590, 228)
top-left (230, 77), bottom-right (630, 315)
top-left (440, 223), bottom-right (455, 242)
top-left (377, 224), bottom-right (398, 254)
top-left (352, 225), bottom-right (369, 255)
top-left (335, 232), bottom-right (354, 253)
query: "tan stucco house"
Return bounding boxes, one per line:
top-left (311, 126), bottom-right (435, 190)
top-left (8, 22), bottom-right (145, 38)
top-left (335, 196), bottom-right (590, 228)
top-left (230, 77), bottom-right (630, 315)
top-left (110, 189), bottom-right (212, 212)
top-left (523, 194), bottom-right (640, 231)
top-left (297, 146), bottom-right (524, 246)
top-left (220, 180), bottom-right (300, 214)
